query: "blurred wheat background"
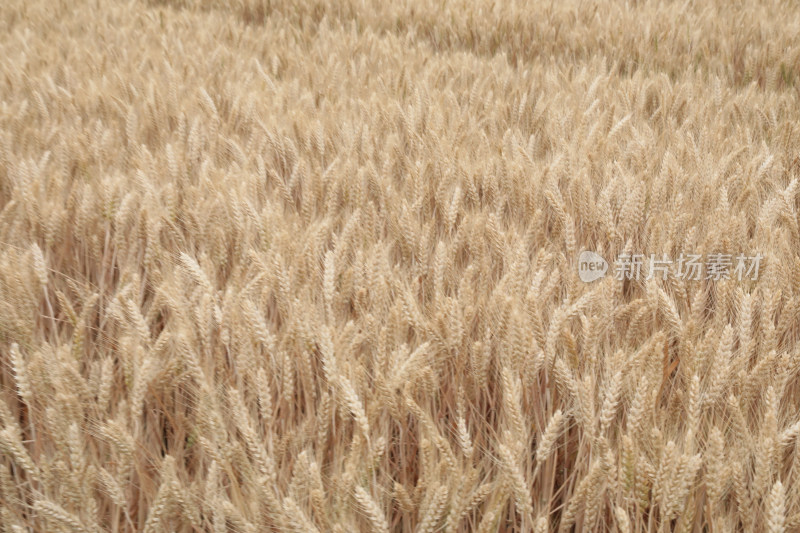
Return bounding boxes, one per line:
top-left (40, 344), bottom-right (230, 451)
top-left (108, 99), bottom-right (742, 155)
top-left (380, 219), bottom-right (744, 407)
top-left (2, 0), bottom-right (800, 531)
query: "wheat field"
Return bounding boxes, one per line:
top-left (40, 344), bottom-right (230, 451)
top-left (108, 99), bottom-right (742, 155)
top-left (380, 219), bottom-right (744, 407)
top-left (2, 0), bottom-right (800, 531)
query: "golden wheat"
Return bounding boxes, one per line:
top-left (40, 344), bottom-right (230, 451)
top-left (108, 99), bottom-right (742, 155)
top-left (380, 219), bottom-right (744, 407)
top-left (2, 0), bottom-right (800, 531)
